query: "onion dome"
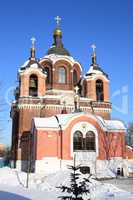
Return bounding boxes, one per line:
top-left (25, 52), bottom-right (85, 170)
top-left (54, 28), bottom-right (62, 37)
top-left (47, 16), bottom-right (70, 56)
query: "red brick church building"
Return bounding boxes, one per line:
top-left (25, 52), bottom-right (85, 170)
top-left (11, 17), bottom-right (133, 176)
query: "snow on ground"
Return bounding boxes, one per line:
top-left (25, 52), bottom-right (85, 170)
top-left (0, 167), bottom-right (133, 200)
top-left (102, 178), bottom-right (133, 193)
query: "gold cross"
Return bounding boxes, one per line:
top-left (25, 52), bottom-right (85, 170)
top-left (31, 37), bottom-right (36, 48)
top-left (54, 16), bottom-right (61, 26)
top-left (91, 44), bottom-right (96, 52)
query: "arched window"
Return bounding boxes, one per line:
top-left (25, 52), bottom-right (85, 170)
top-left (86, 131), bottom-right (95, 151)
top-left (29, 74), bottom-right (38, 97)
top-left (73, 69), bottom-right (78, 85)
top-left (58, 67), bottom-right (66, 83)
top-left (73, 131), bottom-right (83, 151)
top-left (45, 67), bottom-right (50, 84)
top-left (96, 79), bottom-right (104, 102)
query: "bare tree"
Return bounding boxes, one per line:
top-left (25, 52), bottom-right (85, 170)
top-left (127, 123), bottom-right (133, 148)
top-left (100, 131), bottom-right (123, 176)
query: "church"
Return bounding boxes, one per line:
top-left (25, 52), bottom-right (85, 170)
top-left (11, 17), bottom-right (133, 176)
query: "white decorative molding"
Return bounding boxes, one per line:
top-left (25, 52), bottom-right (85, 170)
top-left (45, 89), bottom-right (74, 94)
top-left (18, 104), bottom-right (43, 109)
top-left (45, 104), bottom-right (75, 110)
top-left (70, 121), bottom-right (99, 157)
top-left (86, 73), bottom-right (109, 82)
top-left (19, 67), bottom-right (46, 77)
top-left (93, 108), bottom-right (112, 113)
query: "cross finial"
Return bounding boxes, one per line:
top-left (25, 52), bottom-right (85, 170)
top-left (31, 37), bottom-right (36, 48)
top-left (91, 44), bottom-right (96, 53)
top-left (63, 100), bottom-right (66, 106)
top-left (74, 86), bottom-right (79, 94)
top-left (54, 16), bottom-right (61, 27)
top-left (74, 86), bottom-right (80, 112)
top-left (91, 44), bottom-right (97, 65)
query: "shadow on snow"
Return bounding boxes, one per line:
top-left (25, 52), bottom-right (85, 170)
top-left (0, 191), bottom-right (31, 200)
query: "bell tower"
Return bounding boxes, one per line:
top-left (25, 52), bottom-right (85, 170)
top-left (11, 38), bottom-right (46, 169)
top-left (84, 45), bottom-right (111, 119)
top-left (19, 38), bottom-right (46, 97)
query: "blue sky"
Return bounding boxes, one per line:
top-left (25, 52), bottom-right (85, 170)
top-left (0, 0), bottom-right (133, 145)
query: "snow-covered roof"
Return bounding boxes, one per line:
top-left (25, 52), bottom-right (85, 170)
top-left (19, 59), bottom-right (30, 69)
top-left (34, 112), bottom-right (93, 129)
top-left (42, 53), bottom-right (75, 62)
top-left (34, 113), bottom-right (85, 129)
top-left (40, 54), bottom-right (82, 71)
top-left (34, 116), bottom-right (58, 129)
top-left (128, 164), bottom-right (133, 172)
top-left (126, 145), bottom-right (133, 150)
top-left (18, 59), bottom-right (43, 73)
top-left (85, 64), bottom-right (108, 80)
top-left (33, 112), bottom-right (126, 132)
top-left (104, 120), bottom-right (126, 131)
top-left (87, 65), bottom-right (103, 75)
top-left (30, 63), bottom-right (39, 68)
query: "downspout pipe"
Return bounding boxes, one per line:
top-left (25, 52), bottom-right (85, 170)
top-left (54, 115), bottom-right (63, 169)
